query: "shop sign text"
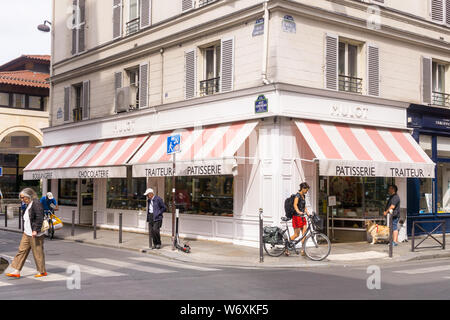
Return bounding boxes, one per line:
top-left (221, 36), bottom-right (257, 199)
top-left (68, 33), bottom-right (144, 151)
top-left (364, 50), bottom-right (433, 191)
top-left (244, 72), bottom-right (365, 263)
top-left (78, 169), bottom-right (109, 179)
top-left (331, 105), bottom-right (369, 120)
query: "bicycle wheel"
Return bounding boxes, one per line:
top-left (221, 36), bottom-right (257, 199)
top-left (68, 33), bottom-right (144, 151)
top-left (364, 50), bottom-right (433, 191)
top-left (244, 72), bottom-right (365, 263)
top-left (303, 233), bottom-right (331, 261)
top-left (263, 241), bottom-right (286, 257)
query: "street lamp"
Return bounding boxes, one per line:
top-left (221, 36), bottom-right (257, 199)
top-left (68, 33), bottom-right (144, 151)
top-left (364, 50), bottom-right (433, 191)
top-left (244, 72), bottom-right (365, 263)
top-left (37, 20), bottom-right (52, 32)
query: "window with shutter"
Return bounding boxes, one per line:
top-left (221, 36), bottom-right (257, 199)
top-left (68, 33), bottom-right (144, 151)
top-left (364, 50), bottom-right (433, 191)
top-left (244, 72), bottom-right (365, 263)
top-left (139, 63), bottom-right (149, 108)
top-left (72, 0), bottom-right (86, 54)
top-left (367, 45), bottom-right (380, 97)
top-left (182, 0), bottom-right (194, 12)
top-left (431, 0), bottom-right (444, 23)
top-left (113, 0), bottom-right (122, 39)
top-left (82, 80), bottom-right (90, 120)
top-left (64, 87), bottom-right (70, 122)
top-left (422, 57), bottom-right (432, 104)
top-left (325, 34), bottom-right (338, 91)
top-left (221, 38), bottom-right (234, 93)
top-left (185, 50), bottom-right (196, 99)
top-left (446, 0), bottom-right (450, 24)
top-left (140, 0), bottom-right (151, 29)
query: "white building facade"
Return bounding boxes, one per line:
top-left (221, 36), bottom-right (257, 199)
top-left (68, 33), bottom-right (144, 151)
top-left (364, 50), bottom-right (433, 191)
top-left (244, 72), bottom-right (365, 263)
top-left (25, 0), bottom-right (449, 245)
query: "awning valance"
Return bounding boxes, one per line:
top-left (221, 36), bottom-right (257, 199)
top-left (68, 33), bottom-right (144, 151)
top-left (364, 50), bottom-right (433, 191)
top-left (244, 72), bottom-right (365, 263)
top-left (23, 135), bottom-right (148, 180)
top-left (295, 120), bottom-right (435, 178)
top-left (130, 120), bottom-right (258, 177)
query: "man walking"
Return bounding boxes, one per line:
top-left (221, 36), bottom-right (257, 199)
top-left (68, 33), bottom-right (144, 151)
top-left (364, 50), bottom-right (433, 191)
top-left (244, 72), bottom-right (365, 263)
top-left (145, 188), bottom-right (166, 249)
top-left (383, 184), bottom-right (401, 246)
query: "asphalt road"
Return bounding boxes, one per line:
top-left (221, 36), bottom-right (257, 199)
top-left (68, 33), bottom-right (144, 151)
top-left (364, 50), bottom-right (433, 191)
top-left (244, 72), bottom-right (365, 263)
top-left (1, 230), bottom-right (449, 300)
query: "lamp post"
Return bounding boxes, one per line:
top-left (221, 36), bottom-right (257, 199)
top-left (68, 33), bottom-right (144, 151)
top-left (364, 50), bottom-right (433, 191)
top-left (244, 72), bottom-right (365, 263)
top-left (37, 20), bottom-right (52, 32)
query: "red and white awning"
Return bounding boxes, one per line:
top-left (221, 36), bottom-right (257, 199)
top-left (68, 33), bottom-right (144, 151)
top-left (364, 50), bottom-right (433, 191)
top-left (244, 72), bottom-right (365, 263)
top-left (23, 135), bottom-right (148, 180)
top-left (295, 120), bottom-right (435, 178)
top-left (130, 120), bottom-right (258, 177)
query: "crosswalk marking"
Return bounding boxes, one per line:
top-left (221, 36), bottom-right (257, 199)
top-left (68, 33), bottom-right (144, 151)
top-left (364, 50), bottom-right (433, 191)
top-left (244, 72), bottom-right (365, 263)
top-left (393, 265), bottom-right (450, 275)
top-left (0, 280), bottom-right (13, 286)
top-left (46, 260), bottom-right (126, 277)
top-left (130, 257), bottom-right (220, 272)
top-left (87, 258), bottom-right (176, 274)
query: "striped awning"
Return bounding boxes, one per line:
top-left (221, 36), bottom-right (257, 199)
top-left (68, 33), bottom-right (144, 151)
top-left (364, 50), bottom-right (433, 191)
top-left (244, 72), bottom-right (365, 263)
top-left (130, 120), bottom-right (258, 177)
top-left (23, 135), bottom-right (148, 180)
top-left (295, 120), bottom-right (435, 178)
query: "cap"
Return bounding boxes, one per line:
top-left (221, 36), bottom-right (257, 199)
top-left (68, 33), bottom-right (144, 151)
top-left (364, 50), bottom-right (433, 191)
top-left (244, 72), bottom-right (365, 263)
top-left (144, 188), bottom-right (154, 196)
top-left (46, 192), bottom-right (54, 200)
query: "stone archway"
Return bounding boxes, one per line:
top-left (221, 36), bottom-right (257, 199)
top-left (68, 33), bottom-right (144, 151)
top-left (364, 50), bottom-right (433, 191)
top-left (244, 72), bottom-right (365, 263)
top-left (0, 126), bottom-right (43, 146)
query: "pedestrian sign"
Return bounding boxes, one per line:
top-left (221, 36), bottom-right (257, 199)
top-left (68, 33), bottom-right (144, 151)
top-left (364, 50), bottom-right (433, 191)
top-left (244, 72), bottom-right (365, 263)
top-left (167, 134), bottom-right (181, 155)
top-left (0, 167), bottom-right (2, 177)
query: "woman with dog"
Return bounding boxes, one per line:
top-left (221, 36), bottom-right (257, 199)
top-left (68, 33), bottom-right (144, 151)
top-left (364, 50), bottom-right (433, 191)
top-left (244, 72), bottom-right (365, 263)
top-left (286, 182), bottom-right (311, 256)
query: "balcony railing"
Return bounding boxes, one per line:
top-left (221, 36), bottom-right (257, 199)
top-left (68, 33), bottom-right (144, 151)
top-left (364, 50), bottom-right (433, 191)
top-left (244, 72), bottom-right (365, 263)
top-left (126, 18), bottom-right (140, 36)
top-left (339, 75), bottom-right (363, 94)
top-left (200, 77), bottom-right (220, 96)
top-left (199, 0), bottom-right (218, 7)
top-left (432, 91), bottom-right (450, 108)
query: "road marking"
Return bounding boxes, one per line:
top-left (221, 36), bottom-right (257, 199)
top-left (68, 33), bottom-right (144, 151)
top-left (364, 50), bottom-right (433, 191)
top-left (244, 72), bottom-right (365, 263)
top-left (87, 258), bottom-right (176, 274)
top-left (327, 251), bottom-right (388, 261)
top-left (0, 280), bottom-right (13, 287)
top-left (394, 265), bottom-right (450, 275)
top-left (46, 260), bottom-right (126, 277)
top-left (130, 257), bottom-right (220, 272)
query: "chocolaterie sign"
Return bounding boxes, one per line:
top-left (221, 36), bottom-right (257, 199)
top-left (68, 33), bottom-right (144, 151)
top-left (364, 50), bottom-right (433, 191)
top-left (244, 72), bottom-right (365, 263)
top-left (23, 166), bottom-right (127, 180)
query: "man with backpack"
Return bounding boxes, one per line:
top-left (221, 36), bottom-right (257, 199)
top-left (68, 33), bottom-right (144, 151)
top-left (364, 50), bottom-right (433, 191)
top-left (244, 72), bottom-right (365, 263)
top-left (285, 182), bottom-right (311, 256)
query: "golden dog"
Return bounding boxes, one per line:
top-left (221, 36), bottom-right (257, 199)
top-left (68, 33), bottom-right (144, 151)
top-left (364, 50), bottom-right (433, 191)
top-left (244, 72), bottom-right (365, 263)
top-left (365, 220), bottom-right (390, 244)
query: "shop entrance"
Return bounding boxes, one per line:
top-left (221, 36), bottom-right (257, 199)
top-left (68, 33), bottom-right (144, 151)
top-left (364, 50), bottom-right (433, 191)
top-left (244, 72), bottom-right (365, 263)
top-left (79, 178), bottom-right (94, 225)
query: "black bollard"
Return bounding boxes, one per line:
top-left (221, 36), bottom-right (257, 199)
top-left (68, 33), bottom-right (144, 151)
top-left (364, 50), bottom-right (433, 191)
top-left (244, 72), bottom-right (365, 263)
top-left (18, 206), bottom-right (22, 230)
top-left (71, 210), bottom-right (75, 237)
top-left (259, 208), bottom-right (264, 263)
top-left (4, 205), bottom-right (7, 228)
top-left (388, 212), bottom-right (393, 258)
top-left (93, 210), bottom-right (97, 240)
top-left (119, 213), bottom-right (123, 244)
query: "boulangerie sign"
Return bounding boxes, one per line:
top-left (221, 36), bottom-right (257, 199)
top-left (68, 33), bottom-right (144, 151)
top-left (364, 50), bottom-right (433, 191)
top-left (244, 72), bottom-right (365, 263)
top-left (24, 166), bottom-right (127, 180)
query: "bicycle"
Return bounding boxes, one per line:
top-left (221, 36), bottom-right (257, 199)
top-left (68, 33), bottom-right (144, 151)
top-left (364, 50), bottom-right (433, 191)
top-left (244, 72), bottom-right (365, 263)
top-left (44, 209), bottom-right (55, 240)
top-left (264, 213), bottom-right (331, 261)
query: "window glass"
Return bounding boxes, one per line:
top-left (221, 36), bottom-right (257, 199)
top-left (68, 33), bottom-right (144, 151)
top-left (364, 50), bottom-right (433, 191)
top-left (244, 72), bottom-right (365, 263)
top-left (58, 179), bottom-right (78, 206)
top-left (419, 178), bottom-right (433, 213)
top-left (29, 96), bottom-right (42, 110)
top-left (338, 42), bottom-right (345, 75)
top-left (130, 0), bottom-right (139, 20)
top-left (164, 176), bottom-right (234, 216)
top-left (437, 163), bottom-right (450, 213)
top-left (205, 47), bottom-right (215, 80)
top-left (12, 94), bottom-right (25, 108)
top-left (107, 174), bottom-right (147, 210)
top-left (0, 92), bottom-right (8, 106)
top-left (437, 136), bottom-right (450, 158)
top-left (348, 44), bottom-right (358, 78)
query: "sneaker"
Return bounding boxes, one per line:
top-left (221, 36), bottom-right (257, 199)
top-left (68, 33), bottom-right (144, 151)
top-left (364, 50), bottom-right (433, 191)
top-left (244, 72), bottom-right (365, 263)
top-left (392, 242), bottom-right (398, 247)
top-left (5, 273), bottom-right (20, 278)
top-left (155, 244), bottom-right (161, 249)
top-left (34, 272), bottom-right (48, 278)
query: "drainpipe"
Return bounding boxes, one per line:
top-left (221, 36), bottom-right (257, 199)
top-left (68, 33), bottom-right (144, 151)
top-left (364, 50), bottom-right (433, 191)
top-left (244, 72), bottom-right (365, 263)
top-left (262, 0), bottom-right (270, 85)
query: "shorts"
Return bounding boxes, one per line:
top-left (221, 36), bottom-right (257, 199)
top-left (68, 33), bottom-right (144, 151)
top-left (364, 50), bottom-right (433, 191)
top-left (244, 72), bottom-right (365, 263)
top-left (292, 215), bottom-right (307, 229)
top-left (392, 217), bottom-right (399, 231)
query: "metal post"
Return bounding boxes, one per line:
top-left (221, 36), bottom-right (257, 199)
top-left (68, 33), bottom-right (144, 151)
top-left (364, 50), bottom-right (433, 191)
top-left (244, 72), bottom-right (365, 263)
top-left (18, 206), bottom-right (22, 230)
top-left (119, 213), bottom-right (123, 244)
top-left (71, 210), bottom-right (75, 236)
top-left (388, 212), bottom-right (393, 258)
top-left (149, 222), bottom-right (153, 249)
top-left (4, 205), bottom-right (7, 228)
top-left (259, 208), bottom-right (264, 263)
top-left (443, 221), bottom-right (446, 250)
top-left (93, 210), bottom-right (97, 240)
top-left (411, 221), bottom-right (416, 252)
top-left (172, 153), bottom-right (176, 250)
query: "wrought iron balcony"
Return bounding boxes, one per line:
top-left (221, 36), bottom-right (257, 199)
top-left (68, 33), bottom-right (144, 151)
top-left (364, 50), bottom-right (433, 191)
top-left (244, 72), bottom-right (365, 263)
top-left (339, 75), bottom-right (363, 94)
top-left (199, 0), bottom-right (218, 7)
top-left (432, 91), bottom-right (450, 108)
top-left (200, 77), bottom-right (220, 96)
top-left (126, 18), bottom-right (140, 36)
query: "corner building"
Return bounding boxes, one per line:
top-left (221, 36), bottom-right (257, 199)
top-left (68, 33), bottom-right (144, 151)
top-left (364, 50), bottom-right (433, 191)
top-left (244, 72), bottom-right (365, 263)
top-left (25, 0), bottom-right (449, 244)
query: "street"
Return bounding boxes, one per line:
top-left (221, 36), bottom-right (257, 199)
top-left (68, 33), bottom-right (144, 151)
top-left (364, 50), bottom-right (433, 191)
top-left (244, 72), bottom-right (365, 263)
top-left (1, 230), bottom-right (449, 300)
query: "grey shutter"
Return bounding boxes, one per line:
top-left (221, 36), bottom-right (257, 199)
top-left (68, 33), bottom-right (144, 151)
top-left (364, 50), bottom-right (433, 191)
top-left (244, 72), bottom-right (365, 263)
top-left (82, 80), bottom-right (90, 120)
top-left (367, 44), bottom-right (380, 96)
top-left (78, 0), bottom-right (86, 52)
top-left (431, 0), bottom-right (444, 22)
top-left (139, 63), bottom-right (149, 108)
top-left (71, 0), bottom-right (77, 55)
top-left (114, 72), bottom-right (122, 90)
top-left (422, 57), bottom-right (432, 104)
top-left (446, 0), bottom-right (450, 24)
top-left (182, 0), bottom-right (193, 12)
top-left (221, 38), bottom-right (234, 93)
top-left (113, 0), bottom-right (122, 39)
top-left (325, 34), bottom-right (338, 91)
top-left (185, 49), bottom-right (196, 99)
top-left (64, 87), bottom-right (70, 121)
top-left (140, 0), bottom-right (151, 29)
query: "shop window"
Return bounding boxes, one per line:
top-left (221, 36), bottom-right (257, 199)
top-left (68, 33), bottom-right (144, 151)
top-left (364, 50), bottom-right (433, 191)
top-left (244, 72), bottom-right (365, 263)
top-left (58, 179), bottom-right (78, 206)
top-left (419, 178), bottom-right (433, 213)
top-left (164, 176), bottom-right (234, 217)
top-left (107, 170), bottom-right (146, 210)
top-left (437, 163), bottom-right (450, 213)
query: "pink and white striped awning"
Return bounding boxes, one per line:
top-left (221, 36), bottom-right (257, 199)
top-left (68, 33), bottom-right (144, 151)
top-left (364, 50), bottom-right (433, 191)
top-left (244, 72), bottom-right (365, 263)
top-left (23, 135), bottom-right (148, 180)
top-left (295, 120), bottom-right (435, 178)
top-left (130, 120), bottom-right (258, 177)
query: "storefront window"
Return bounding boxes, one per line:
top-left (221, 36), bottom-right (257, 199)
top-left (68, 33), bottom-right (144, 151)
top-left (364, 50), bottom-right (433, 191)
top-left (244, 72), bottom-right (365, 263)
top-left (419, 178), bottom-right (433, 213)
top-left (164, 176), bottom-right (234, 217)
top-left (58, 179), bottom-right (78, 206)
top-left (437, 163), bottom-right (450, 213)
top-left (326, 176), bottom-right (393, 219)
top-left (107, 175), bottom-right (147, 210)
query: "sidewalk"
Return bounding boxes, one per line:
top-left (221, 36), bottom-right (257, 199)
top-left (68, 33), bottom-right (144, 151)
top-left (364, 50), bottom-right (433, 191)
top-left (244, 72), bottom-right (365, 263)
top-left (1, 215), bottom-right (449, 268)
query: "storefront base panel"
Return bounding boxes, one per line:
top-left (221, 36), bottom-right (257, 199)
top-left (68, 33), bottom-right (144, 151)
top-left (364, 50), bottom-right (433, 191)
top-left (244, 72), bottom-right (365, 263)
top-left (331, 230), bottom-right (368, 243)
top-left (407, 214), bottom-right (450, 237)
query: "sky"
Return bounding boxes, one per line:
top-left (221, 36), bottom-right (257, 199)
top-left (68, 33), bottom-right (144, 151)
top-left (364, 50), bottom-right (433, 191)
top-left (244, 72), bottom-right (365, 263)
top-left (0, 0), bottom-right (52, 66)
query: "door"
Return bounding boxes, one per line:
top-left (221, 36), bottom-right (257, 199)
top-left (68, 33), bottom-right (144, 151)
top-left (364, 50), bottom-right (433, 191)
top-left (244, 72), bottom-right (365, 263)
top-left (79, 178), bottom-right (94, 225)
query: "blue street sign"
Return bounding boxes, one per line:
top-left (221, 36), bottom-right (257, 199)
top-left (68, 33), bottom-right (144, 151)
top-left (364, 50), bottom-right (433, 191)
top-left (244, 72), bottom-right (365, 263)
top-left (0, 167), bottom-right (2, 177)
top-left (167, 134), bottom-right (181, 155)
top-left (255, 95), bottom-right (268, 113)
